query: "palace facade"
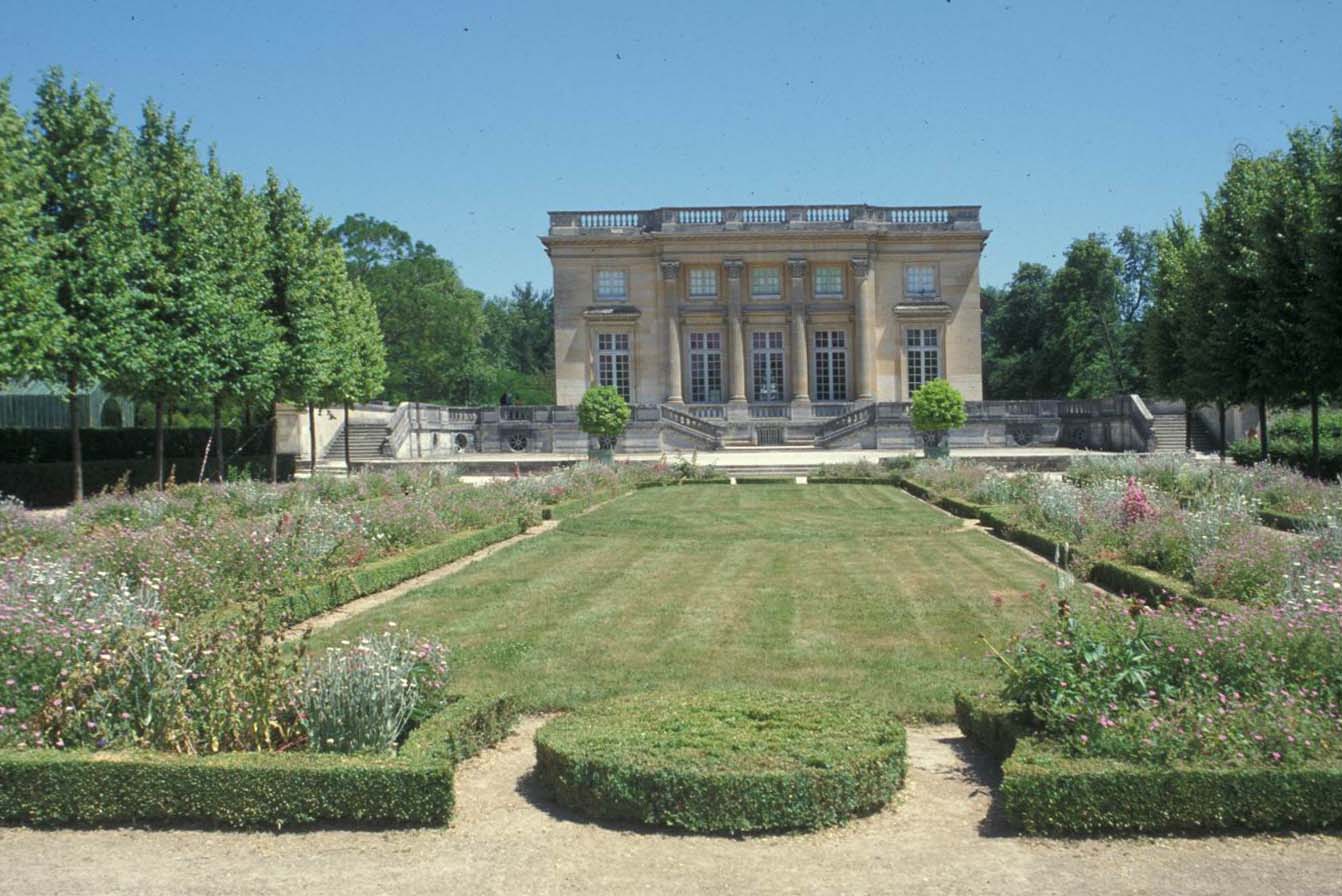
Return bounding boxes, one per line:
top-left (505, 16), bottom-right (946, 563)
top-left (542, 204), bottom-right (989, 418)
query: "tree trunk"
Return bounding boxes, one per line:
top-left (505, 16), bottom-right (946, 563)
top-left (1311, 393), bottom-right (1321, 478)
top-left (154, 398), bottom-right (166, 490)
top-left (213, 395), bottom-right (225, 483)
top-left (243, 404), bottom-right (252, 434)
top-left (1185, 406), bottom-right (1193, 453)
top-left (414, 401), bottom-right (422, 458)
top-left (1258, 397), bottom-right (1269, 461)
top-left (269, 405), bottom-right (279, 484)
top-left (343, 401), bottom-right (352, 477)
top-left (68, 372), bottom-right (83, 504)
top-left (308, 403), bottom-right (318, 476)
top-left (1217, 401), bottom-right (1227, 462)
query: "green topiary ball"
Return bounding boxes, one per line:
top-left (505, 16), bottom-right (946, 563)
top-left (577, 386), bottom-right (632, 448)
top-left (910, 379), bottom-right (968, 433)
top-left (533, 691), bottom-right (907, 833)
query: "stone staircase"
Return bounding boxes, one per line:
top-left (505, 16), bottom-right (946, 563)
top-left (321, 422), bottom-right (388, 464)
top-left (1149, 413), bottom-right (1222, 454)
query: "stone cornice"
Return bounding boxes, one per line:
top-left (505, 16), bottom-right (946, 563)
top-left (892, 301), bottom-right (954, 320)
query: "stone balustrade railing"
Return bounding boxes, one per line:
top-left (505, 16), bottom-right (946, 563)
top-left (548, 205), bottom-right (982, 235)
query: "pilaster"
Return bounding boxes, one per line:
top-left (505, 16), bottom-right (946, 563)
top-left (724, 258), bottom-right (748, 411)
top-left (852, 254), bottom-right (876, 401)
top-left (660, 259), bottom-right (683, 404)
top-left (787, 257), bottom-right (811, 407)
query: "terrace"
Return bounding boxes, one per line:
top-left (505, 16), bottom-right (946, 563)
top-left (547, 204), bottom-right (984, 236)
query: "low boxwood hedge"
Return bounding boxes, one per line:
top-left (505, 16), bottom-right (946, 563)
top-left (1002, 739), bottom-right (1342, 835)
top-left (0, 692), bottom-right (518, 829)
top-left (533, 691), bottom-right (907, 834)
top-left (955, 692), bottom-right (1342, 835)
top-left (1087, 560), bottom-right (1192, 605)
top-left (1259, 508), bottom-right (1313, 532)
top-left (400, 694), bottom-right (519, 765)
top-left (0, 748), bottom-right (454, 829)
top-left (953, 692), bottom-right (1028, 762)
top-left (266, 518), bottom-right (530, 628)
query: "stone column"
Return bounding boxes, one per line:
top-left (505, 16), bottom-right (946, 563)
top-left (660, 260), bottom-right (683, 404)
top-left (852, 255), bottom-right (875, 401)
top-left (787, 257), bottom-right (810, 406)
top-left (724, 258), bottom-right (748, 409)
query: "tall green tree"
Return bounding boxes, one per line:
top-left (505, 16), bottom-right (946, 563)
top-left (201, 156), bottom-right (282, 481)
top-left (261, 172), bottom-right (339, 479)
top-left (981, 262), bottom-right (1066, 398)
top-left (325, 274), bottom-right (387, 472)
top-left (0, 78), bottom-right (60, 383)
top-left (1256, 132), bottom-right (1327, 471)
top-left (1051, 236), bottom-right (1134, 398)
top-left (334, 213), bottom-right (489, 404)
top-left (117, 101), bottom-right (223, 487)
top-left (30, 69), bottom-right (146, 501)
top-left (1308, 116), bottom-right (1342, 470)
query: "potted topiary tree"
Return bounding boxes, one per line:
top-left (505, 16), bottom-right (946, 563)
top-left (910, 379), bottom-right (967, 459)
top-left (577, 385), bottom-right (632, 464)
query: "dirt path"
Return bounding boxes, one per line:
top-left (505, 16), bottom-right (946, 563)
top-left (279, 520), bottom-right (559, 640)
top-left (2, 718), bottom-right (1338, 896)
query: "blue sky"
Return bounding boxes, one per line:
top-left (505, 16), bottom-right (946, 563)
top-left (5, 0), bottom-right (1341, 297)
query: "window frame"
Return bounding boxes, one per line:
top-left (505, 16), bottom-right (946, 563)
top-left (594, 269), bottom-right (629, 302)
top-left (688, 331), bottom-right (724, 403)
top-left (903, 263), bottom-right (939, 300)
top-left (687, 267), bottom-right (719, 300)
top-left (813, 264), bottom-right (845, 299)
top-left (813, 329), bottom-right (848, 402)
top-left (750, 330), bottom-right (786, 402)
top-left (750, 265), bottom-right (782, 300)
top-left (905, 327), bottom-right (941, 397)
top-left (595, 331), bottom-right (632, 401)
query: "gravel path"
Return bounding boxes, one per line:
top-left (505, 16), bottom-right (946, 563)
top-left (2, 717), bottom-right (1338, 895)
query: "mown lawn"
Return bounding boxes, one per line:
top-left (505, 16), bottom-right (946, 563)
top-left (308, 483), bottom-right (1056, 721)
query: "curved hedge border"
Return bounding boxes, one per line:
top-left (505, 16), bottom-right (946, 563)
top-left (954, 693), bottom-right (1342, 835)
top-left (533, 691), bottom-right (907, 833)
top-left (0, 693), bottom-right (516, 830)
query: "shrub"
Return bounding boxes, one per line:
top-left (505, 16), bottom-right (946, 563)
top-left (534, 691), bottom-right (907, 833)
top-left (910, 379), bottom-right (967, 433)
top-left (1192, 527), bottom-right (1292, 604)
top-left (577, 386), bottom-right (631, 448)
top-left (299, 631), bottom-right (451, 754)
top-left (399, 694), bottom-right (518, 765)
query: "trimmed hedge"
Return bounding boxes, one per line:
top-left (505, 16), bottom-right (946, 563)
top-left (0, 427), bottom-right (264, 463)
top-left (1259, 509), bottom-right (1313, 532)
top-left (1087, 560), bottom-right (1192, 605)
top-left (953, 692), bottom-right (1028, 762)
top-left (955, 692), bottom-right (1342, 835)
top-left (266, 518), bottom-right (529, 628)
top-left (1002, 739), bottom-right (1342, 835)
top-left (533, 691), bottom-right (907, 833)
top-left (400, 694), bottom-right (519, 765)
top-left (0, 692), bottom-right (519, 829)
top-left (0, 748), bottom-right (454, 829)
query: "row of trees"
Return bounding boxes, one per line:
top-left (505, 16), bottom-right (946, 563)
top-left (1144, 117), bottom-right (1342, 472)
top-left (0, 69), bottom-right (386, 498)
top-left (331, 213), bottom-right (555, 406)
top-left (982, 227), bottom-right (1156, 400)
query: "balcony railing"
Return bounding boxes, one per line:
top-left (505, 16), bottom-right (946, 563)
top-left (548, 205), bottom-right (982, 235)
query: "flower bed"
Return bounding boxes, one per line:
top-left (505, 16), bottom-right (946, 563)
top-left (955, 587), bottom-right (1342, 834)
top-left (533, 691), bottom-right (907, 833)
top-left (897, 458), bottom-right (1342, 608)
top-left (0, 693), bottom-right (516, 829)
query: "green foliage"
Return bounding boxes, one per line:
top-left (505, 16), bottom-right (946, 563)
top-left (953, 692), bottom-right (1028, 762)
top-left (982, 263), bottom-right (1068, 399)
top-left (909, 378), bottom-right (967, 432)
top-left (0, 78), bottom-right (60, 382)
top-left (0, 747), bottom-right (456, 829)
top-left (576, 385), bottom-right (631, 442)
top-left (399, 694), bottom-right (518, 765)
top-left (1001, 739), bottom-right (1342, 835)
top-left (1052, 236), bottom-right (1137, 397)
top-left (534, 691), bottom-right (907, 833)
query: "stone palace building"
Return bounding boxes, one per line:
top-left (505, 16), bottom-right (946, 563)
top-left (543, 204), bottom-right (989, 422)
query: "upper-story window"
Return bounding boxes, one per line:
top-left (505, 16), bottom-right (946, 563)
top-left (750, 266), bottom-right (781, 299)
top-left (814, 265), bottom-right (844, 298)
top-left (596, 269), bottom-right (628, 301)
top-left (905, 264), bottom-right (938, 299)
top-left (688, 267), bottom-right (718, 299)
